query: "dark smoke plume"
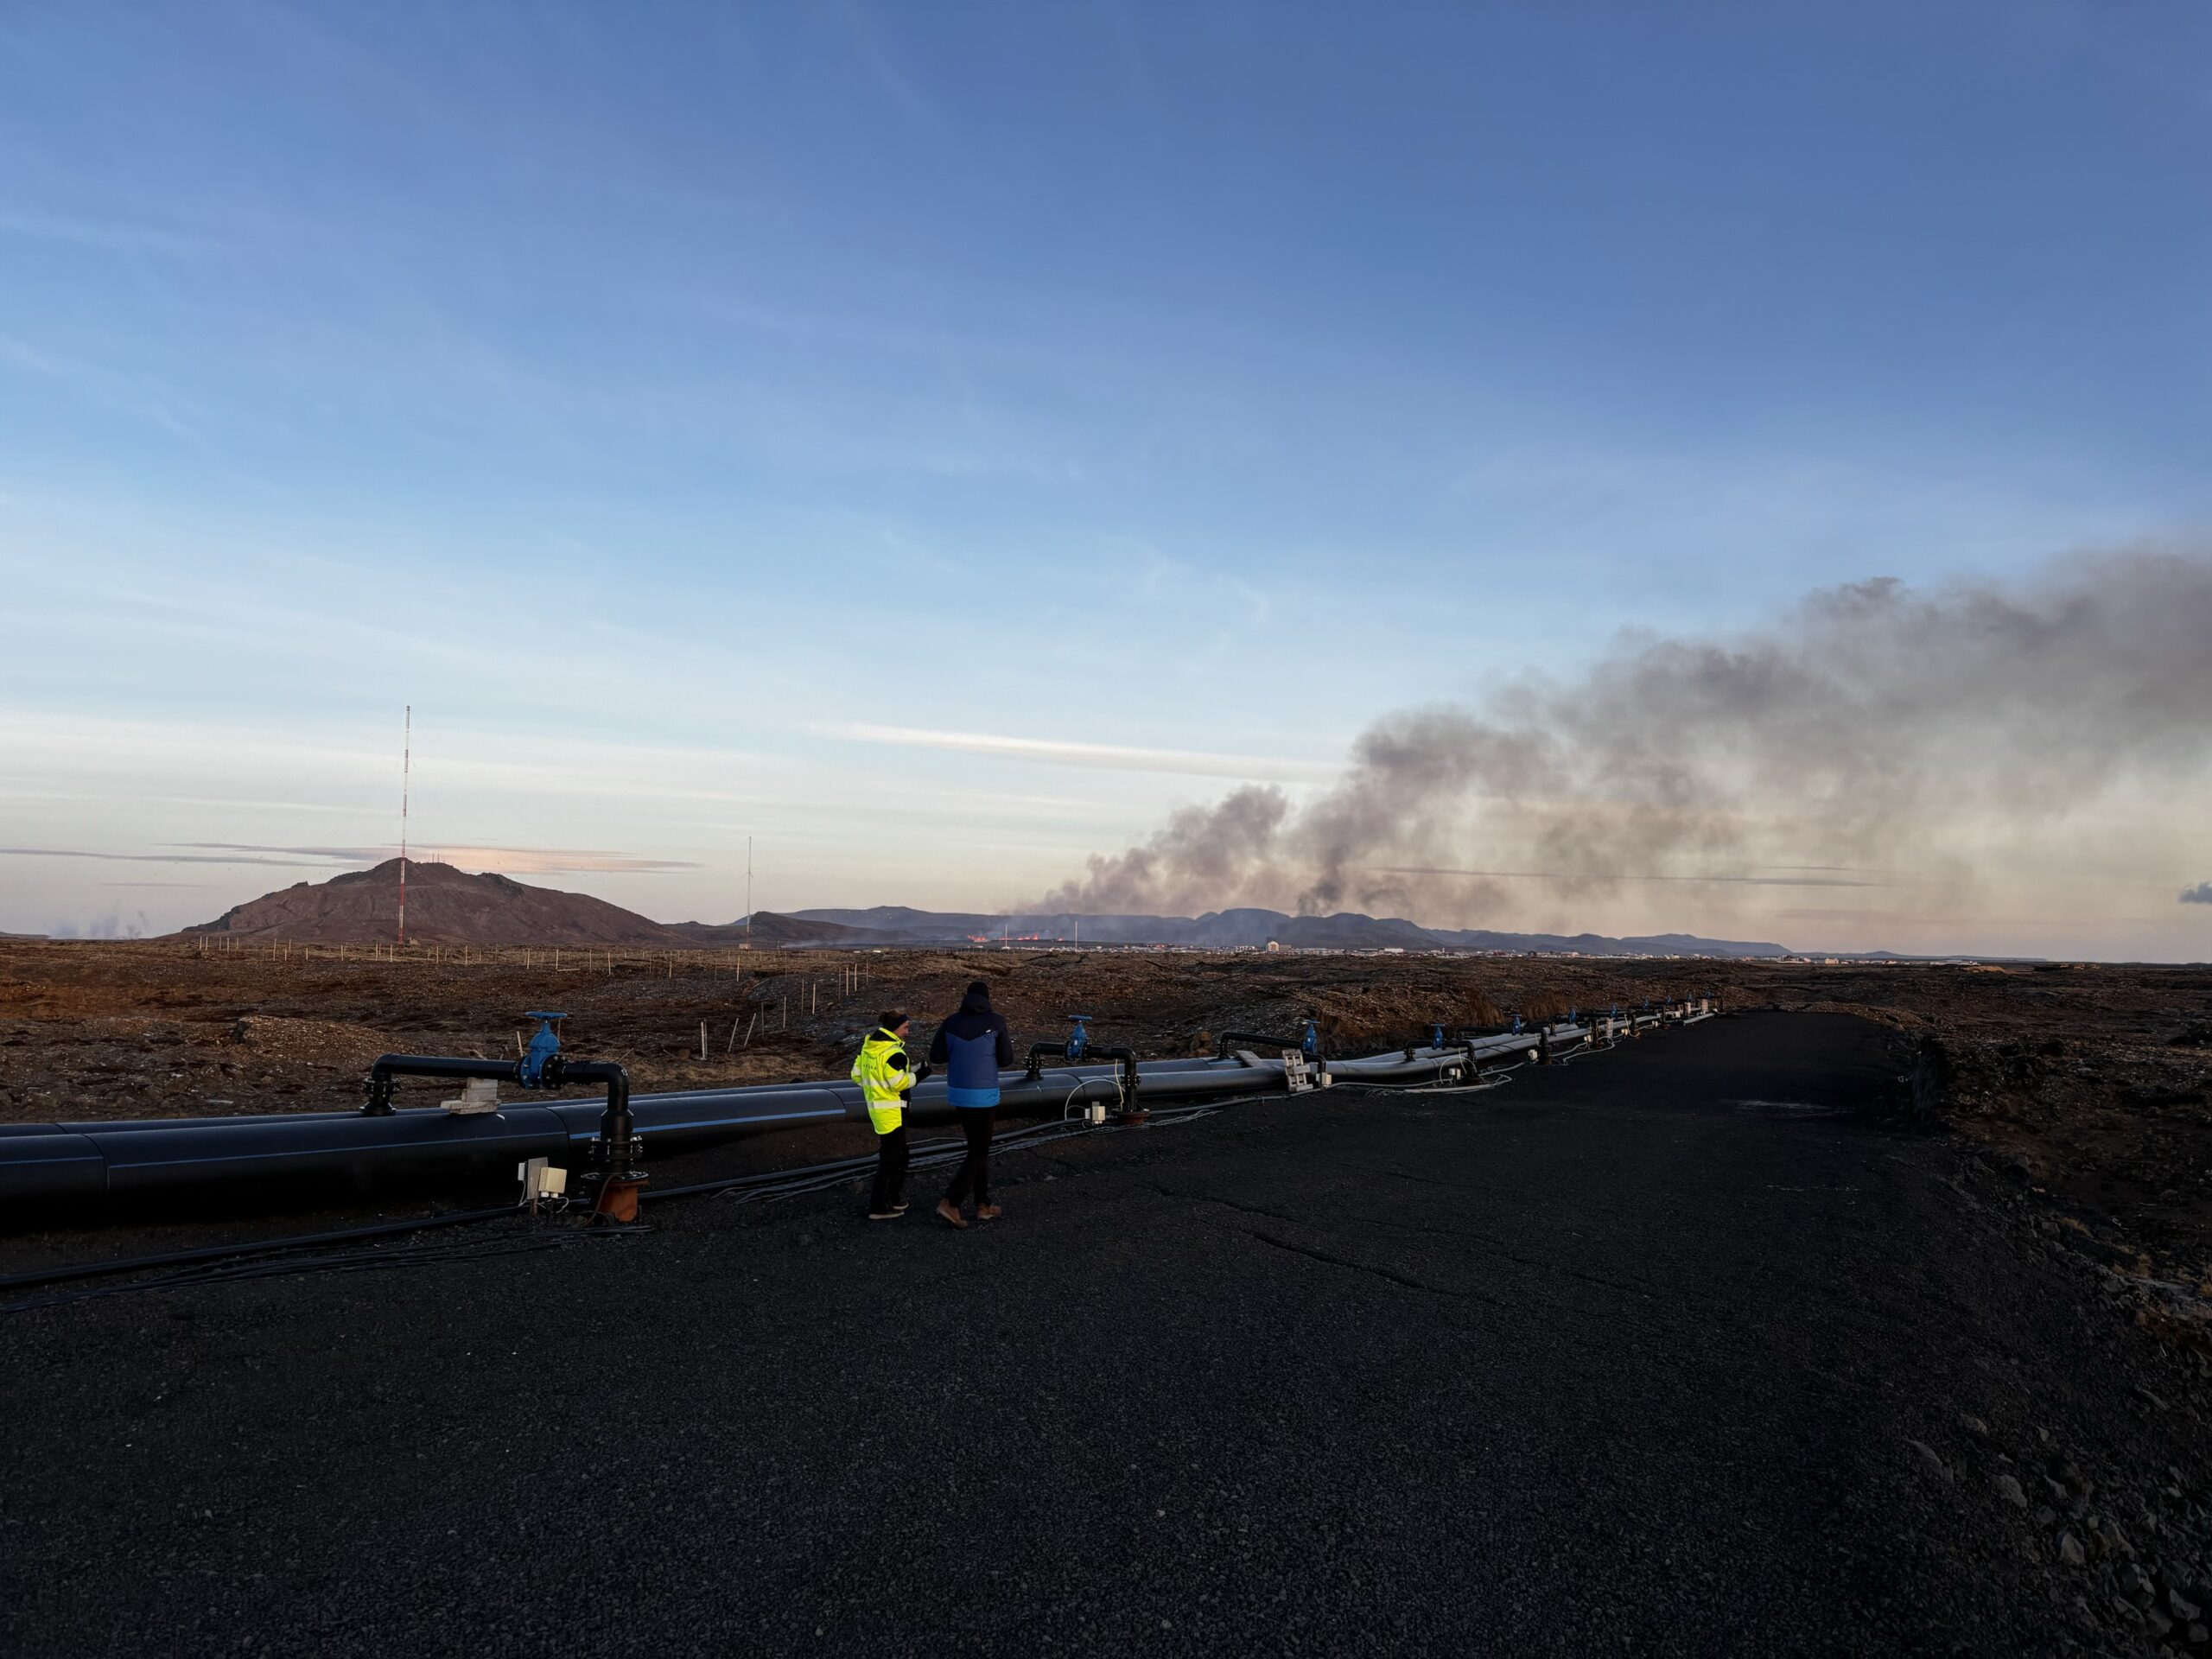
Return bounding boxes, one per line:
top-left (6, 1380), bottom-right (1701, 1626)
top-left (2183, 883), bottom-right (2212, 906)
top-left (1039, 546), bottom-right (2212, 922)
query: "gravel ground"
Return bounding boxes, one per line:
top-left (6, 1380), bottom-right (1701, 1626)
top-left (3, 1011), bottom-right (2208, 1656)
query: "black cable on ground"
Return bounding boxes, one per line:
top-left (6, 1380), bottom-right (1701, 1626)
top-left (662, 1109), bottom-right (1167, 1205)
top-left (1329, 1077), bottom-right (1515, 1096)
top-left (645, 1133), bottom-right (970, 1202)
top-left (2, 1222), bottom-right (622, 1316)
top-left (0, 1201), bottom-right (527, 1297)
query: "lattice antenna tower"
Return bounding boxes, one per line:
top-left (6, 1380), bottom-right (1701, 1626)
top-left (397, 705), bottom-right (410, 948)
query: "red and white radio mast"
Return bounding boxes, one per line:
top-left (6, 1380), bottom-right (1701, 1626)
top-left (397, 704), bottom-right (410, 948)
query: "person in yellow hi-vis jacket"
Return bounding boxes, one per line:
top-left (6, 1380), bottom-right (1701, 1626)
top-left (854, 1013), bottom-right (927, 1221)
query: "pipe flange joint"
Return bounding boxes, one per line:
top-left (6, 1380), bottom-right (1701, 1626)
top-left (582, 1134), bottom-right (646, 1177)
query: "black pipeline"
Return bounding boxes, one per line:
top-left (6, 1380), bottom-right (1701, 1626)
top-left (0, 1002), bottom-right (1716, 1215)
top-left (0, 1049), bottom-right (1407, 1210)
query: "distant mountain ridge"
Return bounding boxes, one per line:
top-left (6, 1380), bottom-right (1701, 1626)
top-left (791, 905), bottom-right (1790, 958)
top-left (665, 912), bottom-right (872, 948)
top-left (175, 860), bottom-right (1791, 956)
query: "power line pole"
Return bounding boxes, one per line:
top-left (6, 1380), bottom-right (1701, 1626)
top-left (745, 836), bottom-right (753, 946)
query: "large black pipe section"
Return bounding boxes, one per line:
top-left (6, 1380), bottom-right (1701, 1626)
top-left (0, 1101), bottom-right (574, 1206)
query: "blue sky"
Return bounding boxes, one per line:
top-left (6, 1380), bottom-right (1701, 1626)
top-left (2, 3), bottom-right (2207, 954)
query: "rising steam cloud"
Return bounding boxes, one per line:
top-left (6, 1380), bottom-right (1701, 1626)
top-left (1039, 546), bottom-right (2212, 923)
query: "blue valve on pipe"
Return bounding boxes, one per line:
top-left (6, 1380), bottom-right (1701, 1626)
top-left (1428, 1023), bottom-right (1446, 1050)
top-left (1065, 1014), bottom-right (1091, 1063)
top-left (1300, 1019), bottom-right (1319, 1058)
top-left (520, 1012), bottom-right (567, 1088)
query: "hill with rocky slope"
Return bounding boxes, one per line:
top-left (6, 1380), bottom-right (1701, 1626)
top-left (182, 859), bottom-right (694, 947)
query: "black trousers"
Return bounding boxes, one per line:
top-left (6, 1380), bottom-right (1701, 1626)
top-left (943, 1108), bottom-right (995, 1207)
top-left (869, 1125), bottom-right (908, 1214)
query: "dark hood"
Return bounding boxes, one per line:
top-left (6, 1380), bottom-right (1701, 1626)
top-left (960, 986), bottom-right (993, 1015)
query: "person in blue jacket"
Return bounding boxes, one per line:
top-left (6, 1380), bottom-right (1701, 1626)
top-left (927, 978), bottom-right (1015, 1228)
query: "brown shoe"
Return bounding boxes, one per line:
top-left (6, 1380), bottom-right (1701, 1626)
top-left (975, 1205), bottom-right (1002, 1222)
top-left (936, 1200), bottom-right (967, 1230)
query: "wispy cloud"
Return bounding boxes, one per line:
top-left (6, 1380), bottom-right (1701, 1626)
top-left (0, 205), bottom-right (216, 254)
top-left (830, 2), bottom-right (939, 125)
top-left (824, 722), bottom-right (1334, 782)
top-left (182, 842), bottom-right (699, 874)
top-left (3, 844), bottom-right (698, 875)
top-left (443, 849), bottom-right (701, 874)
top-left (1, 847), bottom-right (331, 868)
top-left (0, 334), bottom-right (207, 438)
top-left (176, 842), bottom-right (381, 862)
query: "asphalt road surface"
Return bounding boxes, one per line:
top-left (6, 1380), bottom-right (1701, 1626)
top-left (2, 1013), bottom-right (2196, 1656)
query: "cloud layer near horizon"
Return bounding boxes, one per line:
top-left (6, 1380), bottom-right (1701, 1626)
top-left (0, 843), bottom-right (699, 876)
top-left (1042, 547), bottom-right (2212, 932)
